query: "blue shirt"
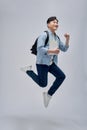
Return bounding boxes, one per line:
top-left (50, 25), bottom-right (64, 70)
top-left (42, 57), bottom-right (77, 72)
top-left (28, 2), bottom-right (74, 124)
top-left (36, 29), bottom-right (69, 66)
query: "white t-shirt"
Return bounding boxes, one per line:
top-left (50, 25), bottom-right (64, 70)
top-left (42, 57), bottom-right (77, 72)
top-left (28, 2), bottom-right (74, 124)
top-left (49, 39), bottom-right (58, 55)
top-left (49, 37), bottom-right (58, 65)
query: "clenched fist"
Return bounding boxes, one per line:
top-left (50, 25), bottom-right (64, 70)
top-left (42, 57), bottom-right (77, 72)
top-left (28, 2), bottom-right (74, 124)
top-left (64, 33), bottom-right (70, 45)
top-left (64, 33), bottom-right (70, 40)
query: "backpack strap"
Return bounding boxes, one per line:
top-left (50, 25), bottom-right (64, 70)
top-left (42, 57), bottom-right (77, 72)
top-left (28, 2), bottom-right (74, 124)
top-left (44, 31), bottom-right (49, 47)
top-left (56, 35), bottom-right (60, 41)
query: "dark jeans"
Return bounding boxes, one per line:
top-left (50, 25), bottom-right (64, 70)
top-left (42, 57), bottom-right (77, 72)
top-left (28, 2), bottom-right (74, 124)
top-left (26, 63), bottom-right (66, 96)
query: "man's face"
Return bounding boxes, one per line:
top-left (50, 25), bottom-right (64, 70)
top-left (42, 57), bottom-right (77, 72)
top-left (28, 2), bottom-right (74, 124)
top-left (47, 20), bottom-right (59, 31)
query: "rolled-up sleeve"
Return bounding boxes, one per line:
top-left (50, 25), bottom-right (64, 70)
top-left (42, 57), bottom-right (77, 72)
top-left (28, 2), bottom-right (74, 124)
top-left (59, 39), bottom-right (69, 52)
top-left (37, 32), bottom-right (48, 54)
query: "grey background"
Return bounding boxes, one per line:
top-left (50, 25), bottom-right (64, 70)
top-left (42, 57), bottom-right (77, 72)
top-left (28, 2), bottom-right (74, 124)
top-left (0, 0), bottom-right (87, 130)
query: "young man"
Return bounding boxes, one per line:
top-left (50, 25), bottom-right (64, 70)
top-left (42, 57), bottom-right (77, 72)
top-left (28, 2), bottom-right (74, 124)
top-left (21, 16), bottom-right (70, 108)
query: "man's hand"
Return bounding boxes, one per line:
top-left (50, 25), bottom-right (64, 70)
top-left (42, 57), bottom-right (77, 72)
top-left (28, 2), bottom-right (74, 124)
top-left (64, 33), bottom-right (70, 45)
top-left (53, 48), bottom-right (60, 54)
top-left (64, 33), bottom-right (70, 39)
top-left (48, 48), bottom-right (60, 54)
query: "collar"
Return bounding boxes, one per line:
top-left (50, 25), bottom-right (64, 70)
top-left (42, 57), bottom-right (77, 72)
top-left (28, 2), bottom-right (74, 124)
top-left (47, 29), bottom-right (56, 36)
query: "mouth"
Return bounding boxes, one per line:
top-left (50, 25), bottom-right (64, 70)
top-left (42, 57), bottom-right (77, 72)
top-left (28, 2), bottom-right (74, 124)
top-left (54, 26), bottom-right (58, 29)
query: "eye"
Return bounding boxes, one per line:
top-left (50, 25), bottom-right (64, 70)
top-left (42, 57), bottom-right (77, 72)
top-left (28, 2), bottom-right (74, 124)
top-left (54, 21), bottom-right (58, 24)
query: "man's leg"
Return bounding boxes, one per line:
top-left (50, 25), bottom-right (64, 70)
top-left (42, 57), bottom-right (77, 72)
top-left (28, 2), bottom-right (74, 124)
top-left (26, 64), bottom-right (49, 87)
top-left (42, 63), bottom-right (66, 108)
top-left (48, 63), bottom-right (66, 96)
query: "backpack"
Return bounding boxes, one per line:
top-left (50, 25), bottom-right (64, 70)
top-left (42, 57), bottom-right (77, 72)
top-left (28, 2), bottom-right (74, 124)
top-left (30, 31), bottom-right (49, 55)
top-left (30, 31), bottom-right (60, 55)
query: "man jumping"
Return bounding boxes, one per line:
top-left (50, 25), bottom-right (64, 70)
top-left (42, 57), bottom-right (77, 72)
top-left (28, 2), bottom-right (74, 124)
top-left (21, 16), bottom-right (70, 108)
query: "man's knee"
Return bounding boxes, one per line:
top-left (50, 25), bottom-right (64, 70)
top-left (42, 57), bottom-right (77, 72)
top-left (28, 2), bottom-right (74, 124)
top-left (57, 73), bottom-right (66, 81)
top-left (39, 81), bottom-right (47, 88)
top-left (62, 73), bottom-right (66, 81)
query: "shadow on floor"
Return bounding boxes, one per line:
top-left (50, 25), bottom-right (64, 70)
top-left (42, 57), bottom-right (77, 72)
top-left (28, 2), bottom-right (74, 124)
top-left (0, 115), bottom-right (86, 130)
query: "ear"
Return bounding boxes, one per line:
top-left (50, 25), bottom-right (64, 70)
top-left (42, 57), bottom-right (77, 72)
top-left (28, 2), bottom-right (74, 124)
top-left (47, 23), bottom-right (50, 28)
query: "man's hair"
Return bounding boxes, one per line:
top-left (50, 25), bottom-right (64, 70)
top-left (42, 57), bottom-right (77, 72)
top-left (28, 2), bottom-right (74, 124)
top-left (47, 16), bottom-right (58, 24)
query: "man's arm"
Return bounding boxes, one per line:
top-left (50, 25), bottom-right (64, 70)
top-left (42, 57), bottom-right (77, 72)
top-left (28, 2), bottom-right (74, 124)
top-left (37, 32), bottom-right (48, 54)
top-left (59, 33), bottom-right (70, 52)
top-left (64, 33), bottom-right (70, 46)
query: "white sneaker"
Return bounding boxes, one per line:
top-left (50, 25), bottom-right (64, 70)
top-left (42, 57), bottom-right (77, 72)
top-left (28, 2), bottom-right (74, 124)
top-left (20, 65), bottom-right (32, 72)
top-left (43, 92), bottom-right (52, 108)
